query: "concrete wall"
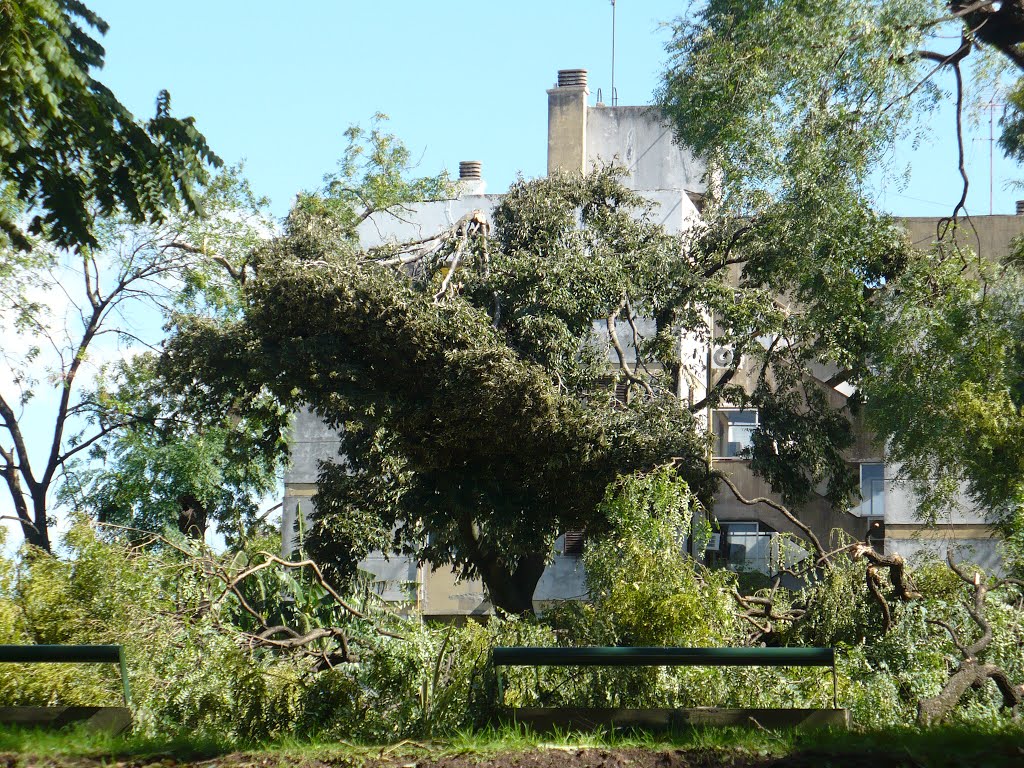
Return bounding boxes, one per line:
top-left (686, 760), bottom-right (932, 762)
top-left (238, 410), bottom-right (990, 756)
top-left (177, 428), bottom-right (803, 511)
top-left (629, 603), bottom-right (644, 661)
top-left (884, 469), bottom-right (983, 526)
top-left (587, 106), bottom-right (707, 195)
top-left (901, 215), bottom-right (1024, 262)
top-left (887, 533), bottom-right (1003, 573)
top-left (548, 84), bottom-right (588, 175)
top-left (355, 194), bottom-right (500, 248)
top-left (712, 461), bottom-right (867, 546)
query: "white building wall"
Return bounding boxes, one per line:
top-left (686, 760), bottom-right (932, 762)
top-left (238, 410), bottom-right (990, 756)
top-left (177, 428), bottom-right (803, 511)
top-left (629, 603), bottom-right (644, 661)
top-left (883, 464), bottom-right (1002, 572)
top-left (586, 106), bottom-right (707, 195)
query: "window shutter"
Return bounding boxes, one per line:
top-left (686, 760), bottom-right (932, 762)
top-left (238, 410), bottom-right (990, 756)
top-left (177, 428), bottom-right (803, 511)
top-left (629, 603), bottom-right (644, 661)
top-left (562, 529), bottom-right (585, 555)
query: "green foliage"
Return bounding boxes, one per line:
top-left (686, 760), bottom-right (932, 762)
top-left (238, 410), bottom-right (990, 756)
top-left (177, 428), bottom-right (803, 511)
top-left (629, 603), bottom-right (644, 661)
top-left (578, 469), bottom-right (735, 648)
top-left (163, 158), bottom-right (714, 614)
top-left (864, 256), bottom-right (1024, 527)
top-left (60, 352), bottom-right (285, 545)
top-left (1, 162), bottom-right (278, 551)
top-left (660, 2), bottom-right (1024, 527)
top-left (0, 0), bottom-right (220, 252)
top-left (291, 113), bottom-right (453, 254)
top-left (1, 515), bottom-right (1023, 739)
top-left (660, 0), bottom-right (939, 200)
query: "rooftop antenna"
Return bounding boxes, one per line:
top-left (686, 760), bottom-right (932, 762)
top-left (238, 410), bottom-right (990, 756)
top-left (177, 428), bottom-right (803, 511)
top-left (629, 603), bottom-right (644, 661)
top-left (979, 94), bottom-right (1005, 214)
top-left (610, 0), bottom-right (618, 106)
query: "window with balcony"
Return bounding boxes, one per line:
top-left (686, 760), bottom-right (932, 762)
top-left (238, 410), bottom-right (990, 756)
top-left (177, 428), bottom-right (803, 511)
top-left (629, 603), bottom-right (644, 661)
top-left (713, 409), bottom-right (758, 458)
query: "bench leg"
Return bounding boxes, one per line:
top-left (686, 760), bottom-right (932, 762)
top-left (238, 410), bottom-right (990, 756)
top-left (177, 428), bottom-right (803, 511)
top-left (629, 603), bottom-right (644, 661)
top-left (832, 664), bottom-right (838, 709)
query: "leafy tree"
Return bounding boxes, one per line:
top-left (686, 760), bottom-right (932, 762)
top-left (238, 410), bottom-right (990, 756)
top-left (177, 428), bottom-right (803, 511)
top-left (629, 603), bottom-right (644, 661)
top-left (659, 0), bottom-right (1024, 531)
top-left (0, 0), bottom-right (220, 252)
top-left (163, 111), bottom-right (874, 612)
top-left (58, 353), bottom-right (286, 544)
top-left (0, 169), bottom-right (274, 551)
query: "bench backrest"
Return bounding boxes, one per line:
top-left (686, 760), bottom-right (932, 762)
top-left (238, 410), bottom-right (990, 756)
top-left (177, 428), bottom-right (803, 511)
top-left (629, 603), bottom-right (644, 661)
top-left (0, 644), bottom-right (131, 706)
top-left (492, 646), bottom-right (834, 667)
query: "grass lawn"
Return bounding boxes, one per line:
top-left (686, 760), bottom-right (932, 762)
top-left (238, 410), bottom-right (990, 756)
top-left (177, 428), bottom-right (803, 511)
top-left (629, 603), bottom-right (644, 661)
top-left (0, 724), bottom-right (1022, 767)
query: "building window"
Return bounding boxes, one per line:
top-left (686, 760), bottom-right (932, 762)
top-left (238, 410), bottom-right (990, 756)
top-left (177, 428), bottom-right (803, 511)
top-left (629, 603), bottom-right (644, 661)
top-left (859, 463), bottom-right (885, 517)
top-left (713, 409), bottom-right (758, 458)
top-left (705, 520), bottom-right (775, 573)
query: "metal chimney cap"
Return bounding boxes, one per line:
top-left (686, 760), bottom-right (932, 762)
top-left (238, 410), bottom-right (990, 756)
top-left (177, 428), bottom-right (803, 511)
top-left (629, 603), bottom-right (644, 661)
top-left (557, 69), bottom-right (588, 88)
top-left (1016, 200), bottom-right (1024, 215)
top-left (459, 161), bottom-right (482, 180)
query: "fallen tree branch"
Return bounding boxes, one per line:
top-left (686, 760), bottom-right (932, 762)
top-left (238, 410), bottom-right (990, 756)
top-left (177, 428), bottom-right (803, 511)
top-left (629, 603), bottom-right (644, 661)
top-left (916, 548), bottom-right (1024, 724)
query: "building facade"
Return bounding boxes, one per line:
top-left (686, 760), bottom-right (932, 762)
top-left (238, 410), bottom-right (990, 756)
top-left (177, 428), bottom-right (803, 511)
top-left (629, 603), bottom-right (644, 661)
top-left (282, 68), bottom-right (1024, 613)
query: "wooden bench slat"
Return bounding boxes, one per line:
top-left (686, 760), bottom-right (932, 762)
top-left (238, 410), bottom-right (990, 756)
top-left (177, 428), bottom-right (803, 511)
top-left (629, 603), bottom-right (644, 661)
top-left (0, 645), bottom-right (123, 664)
top-left (492, 646), bottom-right (834, 667)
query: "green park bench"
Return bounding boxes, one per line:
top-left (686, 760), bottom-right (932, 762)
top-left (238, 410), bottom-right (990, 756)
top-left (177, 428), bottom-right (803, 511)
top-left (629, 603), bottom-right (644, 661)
top-left (0, 644), bottom-right (132, 733)
top-left (492, 646), bottom-right (849, 731)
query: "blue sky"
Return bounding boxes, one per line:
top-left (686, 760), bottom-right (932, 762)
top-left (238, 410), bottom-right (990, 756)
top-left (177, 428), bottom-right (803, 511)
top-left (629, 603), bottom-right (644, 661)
top-left (89, 1), bottom-right (687, 215)
top-left (3, 2), bottom-right (1021, 550)
top-left (87, 0), bottom-right (1021, 218)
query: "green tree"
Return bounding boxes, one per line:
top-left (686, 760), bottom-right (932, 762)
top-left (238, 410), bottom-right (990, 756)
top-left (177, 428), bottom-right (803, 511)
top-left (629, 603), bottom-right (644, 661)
top-left (0, 0), bottom-right (219, 252)
top-left (58, 353), bottom-right (286, 545)
top-left (163, 113), bottom-right (871, 612)
top-left (659, 0), bottom-right (1024, 532)
top-left (0, 169), bottom-right (273, 552)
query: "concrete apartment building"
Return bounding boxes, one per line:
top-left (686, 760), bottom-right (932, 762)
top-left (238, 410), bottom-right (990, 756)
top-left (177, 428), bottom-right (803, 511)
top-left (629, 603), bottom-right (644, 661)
top-left (282, 68), bottom-right (1023, 613)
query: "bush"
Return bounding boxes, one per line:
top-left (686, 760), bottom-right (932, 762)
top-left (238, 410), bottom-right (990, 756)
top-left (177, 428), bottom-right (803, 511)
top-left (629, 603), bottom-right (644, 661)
top-left (1, 482), bottom-right (1023, 741)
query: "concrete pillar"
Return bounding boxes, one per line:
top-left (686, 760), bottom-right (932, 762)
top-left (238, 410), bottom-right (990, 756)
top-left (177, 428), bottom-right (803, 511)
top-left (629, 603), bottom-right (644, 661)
top-left (547, 69), bottom-right (589, 175)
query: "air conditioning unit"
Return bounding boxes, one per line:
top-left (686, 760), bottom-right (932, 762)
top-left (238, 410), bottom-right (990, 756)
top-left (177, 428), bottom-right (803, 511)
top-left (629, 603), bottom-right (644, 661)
top-left (711, 345), bottom-right (737, 369)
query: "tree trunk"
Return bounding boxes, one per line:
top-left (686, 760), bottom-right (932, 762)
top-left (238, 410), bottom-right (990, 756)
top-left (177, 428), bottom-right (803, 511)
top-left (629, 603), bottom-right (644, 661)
top-left (477, 552), bottom-right (547, 616)
top-left (22, 518), bottom-right (50, 551)
top-left (177, 493), bottom-right (209, 540)
top-left (24, 498), bottom-right (51, 552)
top-left (456, 510), bottom-right (547, 615)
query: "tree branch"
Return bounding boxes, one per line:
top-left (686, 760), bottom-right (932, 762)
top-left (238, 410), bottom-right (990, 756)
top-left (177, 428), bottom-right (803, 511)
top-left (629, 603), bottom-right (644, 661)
top-left (716, 472), bottom-right (825, 559)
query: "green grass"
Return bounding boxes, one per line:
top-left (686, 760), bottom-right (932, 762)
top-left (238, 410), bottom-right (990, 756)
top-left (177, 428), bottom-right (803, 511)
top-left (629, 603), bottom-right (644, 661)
top-left (0, 722), bottom-right (1021, 767)
top-left (0, 724), bottom-right (236, 760)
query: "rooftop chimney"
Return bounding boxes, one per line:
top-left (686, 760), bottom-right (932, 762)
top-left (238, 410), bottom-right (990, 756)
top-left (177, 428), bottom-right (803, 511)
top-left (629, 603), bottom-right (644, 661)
top-left (557, 69), bottom-right (588, 88)
top-left (548, 69), bottom-right (589, 175)
top-left (458, 160), bottom-right (485, 195)
top-left (459, 161), bottom-right (482, 180)
top-left (1016, 200), bottom-right (1024, 215)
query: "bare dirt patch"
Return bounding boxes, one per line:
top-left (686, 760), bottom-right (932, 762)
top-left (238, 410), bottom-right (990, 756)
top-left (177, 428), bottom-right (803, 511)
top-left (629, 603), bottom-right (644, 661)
top-left (7, 746), bottom-right (1024, 768)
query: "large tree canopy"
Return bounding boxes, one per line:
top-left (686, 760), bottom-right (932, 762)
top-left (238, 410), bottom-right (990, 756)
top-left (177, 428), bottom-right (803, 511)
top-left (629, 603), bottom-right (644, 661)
top-left (659, 1), bottom-right (1024, 531)
top-left (161, 114), bottom-right (896, 612)
top-left (0, 168), bottom-right (277, 552)
top-left (0, 0), bottom-right (220, 252)
top-left (164, 166), bottom-right (717, 615)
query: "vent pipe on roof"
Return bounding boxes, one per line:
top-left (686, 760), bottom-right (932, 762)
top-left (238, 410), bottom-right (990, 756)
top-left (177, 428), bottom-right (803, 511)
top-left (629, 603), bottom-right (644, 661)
top-left (557, 69), bottom-right (588, 88)
top-left (457, 160), bottom-right (485, 195)
top-left (1016, 200), bottom-right (1024, 215)
top-left (459, 161), bottom-right (482, 180)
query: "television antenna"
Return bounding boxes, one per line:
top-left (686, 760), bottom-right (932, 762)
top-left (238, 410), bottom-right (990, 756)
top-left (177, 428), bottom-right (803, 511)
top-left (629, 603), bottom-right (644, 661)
top-left (610, 0), bottom-right (618, 106)
top-left (979, 95), bottom-right (1005, 214)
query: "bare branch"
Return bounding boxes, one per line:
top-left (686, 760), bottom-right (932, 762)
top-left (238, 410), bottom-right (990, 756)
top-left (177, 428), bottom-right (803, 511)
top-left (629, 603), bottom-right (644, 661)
top-left (716, 471), bottom-right (825, 559)
top-left (606, 298), bottom-right (655, 399)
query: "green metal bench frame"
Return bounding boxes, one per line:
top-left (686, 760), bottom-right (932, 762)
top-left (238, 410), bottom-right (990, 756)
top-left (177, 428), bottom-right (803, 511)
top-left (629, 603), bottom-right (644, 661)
top-left (0, 644), bottom-right (131, 707)
top-left (492, 646), bottom-right (838, 709)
